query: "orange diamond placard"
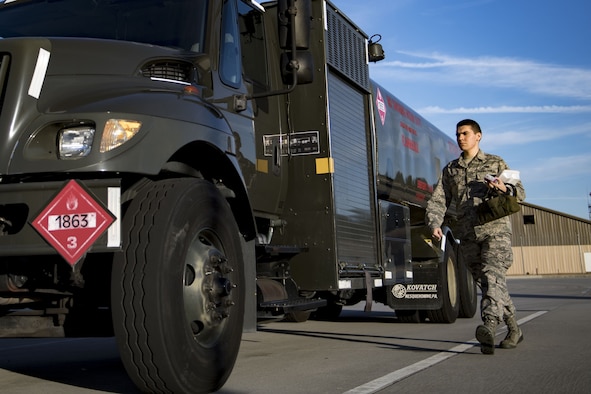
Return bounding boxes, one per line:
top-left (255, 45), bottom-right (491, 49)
top-left (32, 180), bottom-right (116, 266)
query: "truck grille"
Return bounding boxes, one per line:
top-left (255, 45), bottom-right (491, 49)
top-left (0, 54), bottom-right (10, 113)
top-left (140, 61), bottom-right (194, 84)
top-left (325, 5), bottom-right (370, 91)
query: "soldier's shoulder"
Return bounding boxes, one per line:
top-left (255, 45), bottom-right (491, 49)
top-left (482, 152), bottom-right (506, 164)
top-left (445, 158), bottom-right (461, 169)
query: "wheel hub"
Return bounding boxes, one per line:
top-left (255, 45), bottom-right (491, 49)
top-left (183, 232), bottom-right (236, 344)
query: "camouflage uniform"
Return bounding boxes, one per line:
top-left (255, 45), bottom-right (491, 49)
top-left (426, 149), bottom-right (525, 324)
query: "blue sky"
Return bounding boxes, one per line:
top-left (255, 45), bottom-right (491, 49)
top-left (331, 0), bottom-right (591, 221)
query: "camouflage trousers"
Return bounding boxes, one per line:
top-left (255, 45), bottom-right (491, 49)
top-left (458, 233), bottom-right (516, 323)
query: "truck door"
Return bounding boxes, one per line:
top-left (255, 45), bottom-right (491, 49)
top-left (238, 2), bottom-right (289, 217)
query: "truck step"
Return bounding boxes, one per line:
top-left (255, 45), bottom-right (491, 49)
top-left (255, 244), bottom-right (308, 263)
top-left (259, 297), bottom-right (326, 312)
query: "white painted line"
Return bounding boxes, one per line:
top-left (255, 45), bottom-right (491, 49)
top-left (343, 311), bottom-right (548, 394)
top-left (515, 310), bottom-right (547, 325)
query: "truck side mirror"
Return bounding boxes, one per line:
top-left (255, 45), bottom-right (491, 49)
top-left (278, 0), bottom-right (311, 49)
top-left (281, 51), bottom-right (313, 85)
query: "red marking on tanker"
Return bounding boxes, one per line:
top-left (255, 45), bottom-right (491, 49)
top-left (32, 180), bottom-right (115, 266)
top-left (388, 97), bottom-right (422, 126)
top-left (376, 87), bottom-right (386, 125)
top-left (400, 121), bottom-right (417, 135)
top-left (419, 180), bottom-right (434, 193)
top-left (401, 135), bottom-right (419, 153)
top-left (416, 179), bottom-right (429, 191)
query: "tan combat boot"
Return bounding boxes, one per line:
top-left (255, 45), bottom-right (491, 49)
top-left (500, 316), bottom-right (523, 349)
top-left (476, 318), bottom-right (497, 355)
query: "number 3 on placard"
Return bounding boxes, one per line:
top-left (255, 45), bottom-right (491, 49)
top-left (67, 236), bottom-right (77, 249)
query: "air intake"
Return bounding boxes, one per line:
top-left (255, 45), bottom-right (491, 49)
top-left (325, 6), bottom-right (370, 91)
top-left (141, 61), bottom-right (194, 84)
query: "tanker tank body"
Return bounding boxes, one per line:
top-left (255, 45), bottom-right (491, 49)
top-left (370, 81), bottom-right (476, 323)
top-left (371, 79), bottom-right (461, 224)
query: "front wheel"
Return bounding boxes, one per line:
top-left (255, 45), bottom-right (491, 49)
top-left (111, 178), bottom-right (244, 393)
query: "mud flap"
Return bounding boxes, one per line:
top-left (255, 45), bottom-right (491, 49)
top-left (386, 259), bottom-right (443, 310)
top-left (364, 271), bottom-right (373, 312)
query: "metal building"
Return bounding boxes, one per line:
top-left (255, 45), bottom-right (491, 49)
top-left (508, 202), bottom-right (591, 275)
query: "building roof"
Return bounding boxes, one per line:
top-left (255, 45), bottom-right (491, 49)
top-left (519, 201), bottom-right (591, 225)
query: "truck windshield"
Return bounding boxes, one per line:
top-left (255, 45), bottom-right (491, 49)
top-left (0, 0), bottom-right (208, 52)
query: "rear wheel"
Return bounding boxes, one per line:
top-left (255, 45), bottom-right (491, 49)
top-left (426, 239), bottom-right (459, 323)
top-left (111, 178), bottom-right (244, 393)
top-left (312, 303), bottom-right (343, 321)
top-left (284, 311), bottom-right (312, 322)
top-left (457, 249), bottom-right (478, 318)
top-left (396, 310), bottom-right (422, 323)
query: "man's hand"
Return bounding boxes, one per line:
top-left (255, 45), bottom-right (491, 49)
top-left (432, 227), bottom-right (443, 241)
top-left (486, 176), bottom-right (507, 193)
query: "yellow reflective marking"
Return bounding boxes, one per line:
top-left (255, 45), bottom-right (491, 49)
top-left (256, 159), bottom-right (269, 173)
top-left (315, 157), bottom-right (334, 174)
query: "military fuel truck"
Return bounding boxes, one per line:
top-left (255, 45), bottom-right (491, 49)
top-left (0, 0), bottom-right (477, 392)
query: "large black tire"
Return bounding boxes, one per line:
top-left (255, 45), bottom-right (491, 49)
top-left (457, 246), bottom-right (478, 318)
top-left (396, 310), bottom-right (422, 323)
top-left (426, 239), bottom-right (459, 323)
top-left (311, 303), bottom-right (343, 321)
top-left (111, 178), bottom-right (244, 393)
top-left (283, 311), bottom-right (312, 322)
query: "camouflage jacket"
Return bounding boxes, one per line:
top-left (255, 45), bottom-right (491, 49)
top-left (426, 149), bottom-right (526, 240)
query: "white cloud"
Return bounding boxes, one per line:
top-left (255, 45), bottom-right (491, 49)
top-left (419, 105), bottom-right (591, 114)
top-left (482, 122), bottom-right (591, 148)
top-left (519, 154), bottom-right (591, 182)
top-left (371, 52), bottom-right (591, 100)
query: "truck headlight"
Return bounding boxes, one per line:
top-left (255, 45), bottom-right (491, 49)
top-left (58, 126), bottom-right (95, 159)
top-left (100, 119), bottom-right (142, 153)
